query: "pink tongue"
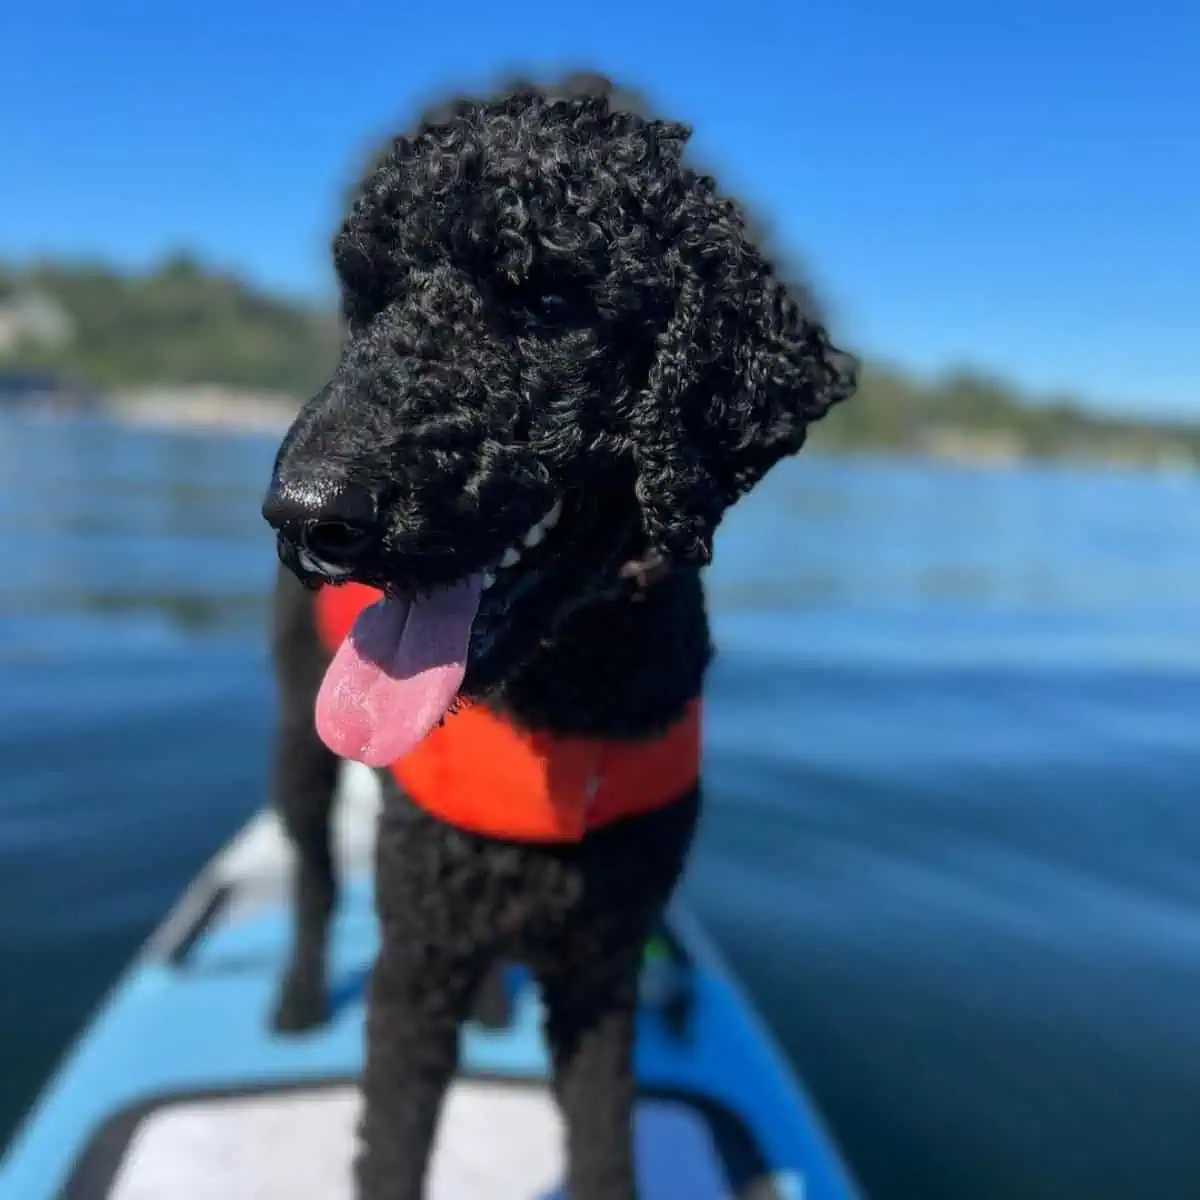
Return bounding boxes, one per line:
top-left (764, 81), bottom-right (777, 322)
top-left (315, 576), bottom-right (485, 767)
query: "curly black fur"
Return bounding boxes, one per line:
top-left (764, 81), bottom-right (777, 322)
top-left (264, 71), bottom-right (856, 1199)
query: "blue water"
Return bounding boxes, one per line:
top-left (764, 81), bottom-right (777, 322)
top-left (3, 413), bottom-right (1200, 1198)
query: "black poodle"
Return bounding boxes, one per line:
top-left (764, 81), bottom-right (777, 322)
top-left (262, 72), bottom-right (856, 1200)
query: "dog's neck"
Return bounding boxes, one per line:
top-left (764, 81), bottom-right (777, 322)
top-left (487, 568), bottom-right (712, 741)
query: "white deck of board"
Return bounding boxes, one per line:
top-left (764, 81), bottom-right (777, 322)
top-left (105, 1080), bottom-right (732, 1199)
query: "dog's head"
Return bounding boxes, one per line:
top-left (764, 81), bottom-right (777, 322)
top-left (263, 74), bottom-right (857, 766)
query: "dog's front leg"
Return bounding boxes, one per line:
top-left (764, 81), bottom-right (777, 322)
top-left (356, 938), bottom-right (487, 1199)
top-left (539, 951), bottom-right (643, 1200)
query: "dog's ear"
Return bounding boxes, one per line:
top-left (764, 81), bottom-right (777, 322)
top-left (627, 268), bottom-right (857, 566)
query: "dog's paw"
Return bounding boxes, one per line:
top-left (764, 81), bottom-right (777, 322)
top-left (270, 971), bottom-right (329, 1034)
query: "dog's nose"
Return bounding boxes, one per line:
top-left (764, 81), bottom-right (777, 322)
top-left (262, 478), bottom-right (380, 566)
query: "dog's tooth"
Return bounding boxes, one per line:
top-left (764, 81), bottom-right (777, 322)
top-left (298, 549), bottom-right (319, 573)
top-left (482, 571), bottom-right (496, 590)
top-left (499, 546), bottom-right (521, 569)
top-left (522, 498), bottom-right (563, 548)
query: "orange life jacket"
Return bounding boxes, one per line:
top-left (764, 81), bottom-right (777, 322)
top-left (312, 582), bottom-right (701, 842)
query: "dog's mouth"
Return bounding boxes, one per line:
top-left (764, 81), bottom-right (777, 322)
top-left (311, 498), bottom-right (566, 767)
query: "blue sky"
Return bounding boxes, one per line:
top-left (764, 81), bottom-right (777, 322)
top-left (3, 0), bottom-right (1196, 418)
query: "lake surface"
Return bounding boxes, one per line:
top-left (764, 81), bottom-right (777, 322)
top-left (3, 412), bottom-right (1200, 1198)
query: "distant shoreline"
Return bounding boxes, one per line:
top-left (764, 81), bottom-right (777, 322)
top-left (98, 385), bottom-right (1199, 478)
top-left (106, 386), bottom-right (297, 436)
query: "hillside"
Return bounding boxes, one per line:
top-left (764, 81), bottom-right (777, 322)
top-left (0, 255), bottom-right (340, 396)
